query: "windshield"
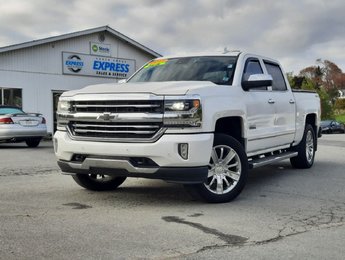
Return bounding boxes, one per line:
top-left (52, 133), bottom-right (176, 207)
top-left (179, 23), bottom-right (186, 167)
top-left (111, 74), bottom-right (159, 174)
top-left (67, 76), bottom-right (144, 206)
top-left (0, 107), bottom-right (25, 115)
top-left (128, 56), bottom-right (238, 85)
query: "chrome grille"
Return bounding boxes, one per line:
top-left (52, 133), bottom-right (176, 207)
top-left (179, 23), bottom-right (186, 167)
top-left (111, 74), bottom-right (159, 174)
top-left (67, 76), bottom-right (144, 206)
top-left (65, 99), bottom-right (165, 142)
top-left (68, 121), bottom-right (164, 140)
top-left (72, 100), bottom-right (164, 113)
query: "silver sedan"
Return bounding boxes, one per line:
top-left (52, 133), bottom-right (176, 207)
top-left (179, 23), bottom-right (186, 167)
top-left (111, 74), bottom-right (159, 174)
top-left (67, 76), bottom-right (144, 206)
top-left (0, 106), bottom-right (47, 147)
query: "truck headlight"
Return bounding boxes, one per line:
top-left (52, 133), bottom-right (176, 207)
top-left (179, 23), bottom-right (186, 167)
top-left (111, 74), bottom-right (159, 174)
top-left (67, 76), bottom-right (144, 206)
top-left (163, 96), bottom-right (202, 127)
top-left (56, 100), bottom-right (71, 131)
top-left (57, 100), bottom-right (71, 113)
top-left (165, 100), bottom-right (200, 112)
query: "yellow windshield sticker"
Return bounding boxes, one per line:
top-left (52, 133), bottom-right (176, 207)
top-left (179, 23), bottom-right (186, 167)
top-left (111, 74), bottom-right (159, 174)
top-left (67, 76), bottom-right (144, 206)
top-left (144, 59), bottom-right (168, 68)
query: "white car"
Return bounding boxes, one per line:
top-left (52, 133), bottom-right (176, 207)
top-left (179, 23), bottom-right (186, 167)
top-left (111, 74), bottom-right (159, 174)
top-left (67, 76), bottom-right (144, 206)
top-left (0, 106), bottom-right (47, 147)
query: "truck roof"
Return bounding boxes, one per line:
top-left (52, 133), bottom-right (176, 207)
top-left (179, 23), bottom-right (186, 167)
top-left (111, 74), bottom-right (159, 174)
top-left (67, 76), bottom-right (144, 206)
top-left (157, 50), bottom-right (241, 60)
top-left (154, 51), bottom-right (280, 65)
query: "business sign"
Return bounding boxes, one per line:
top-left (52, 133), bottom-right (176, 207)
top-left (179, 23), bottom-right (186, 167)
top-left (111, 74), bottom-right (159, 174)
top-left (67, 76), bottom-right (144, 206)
top-left (90, 42), bottom-right (111, 56)
top-left (62, 52), bottom-right (135, 79)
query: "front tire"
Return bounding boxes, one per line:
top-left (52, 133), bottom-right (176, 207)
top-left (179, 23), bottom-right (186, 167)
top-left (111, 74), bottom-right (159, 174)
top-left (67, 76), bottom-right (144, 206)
top-left (72, 174), bottom-right (126, 191)
top-left (185, 134), bottom-right (248, 203)
top-left (290, 124), bottom-right (316, 169)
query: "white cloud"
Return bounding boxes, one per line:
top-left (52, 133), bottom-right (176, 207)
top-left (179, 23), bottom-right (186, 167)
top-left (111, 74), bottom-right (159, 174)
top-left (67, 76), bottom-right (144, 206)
top-left (0, 0), bottom-right (344, 73)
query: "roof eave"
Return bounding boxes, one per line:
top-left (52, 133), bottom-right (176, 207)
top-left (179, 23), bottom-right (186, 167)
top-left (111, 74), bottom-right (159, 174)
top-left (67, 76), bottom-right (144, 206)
top-left (0, 25), bottom-right (161, 58)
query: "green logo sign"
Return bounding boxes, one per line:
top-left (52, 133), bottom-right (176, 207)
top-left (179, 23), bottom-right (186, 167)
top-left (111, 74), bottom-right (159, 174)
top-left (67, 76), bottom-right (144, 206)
top-left (92, 45), bottom-right (98, 52)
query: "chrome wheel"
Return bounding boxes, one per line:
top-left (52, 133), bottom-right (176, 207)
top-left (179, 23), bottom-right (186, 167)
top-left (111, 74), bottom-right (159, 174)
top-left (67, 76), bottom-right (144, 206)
top-left (305, 130), bottom-right (314, 164)
top-left (290, 124), bottom-right (316, 169)
top-left (205, 145), bottom-right (242, 195)
top-left (185, 134), bottom-right (248, 203)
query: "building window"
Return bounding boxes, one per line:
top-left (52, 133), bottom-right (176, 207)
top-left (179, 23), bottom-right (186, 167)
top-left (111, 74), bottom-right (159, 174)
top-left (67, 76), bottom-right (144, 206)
top-left (0, 88), bottom-right (22, 108)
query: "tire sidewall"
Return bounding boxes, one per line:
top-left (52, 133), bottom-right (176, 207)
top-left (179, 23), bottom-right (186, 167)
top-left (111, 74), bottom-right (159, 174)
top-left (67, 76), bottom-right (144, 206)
top-left (196, 133), bottom-right (248, 203)
top-left (291, 124), bottom-right (316, 168)
top-left (302, 125), bottom-right (316, 167)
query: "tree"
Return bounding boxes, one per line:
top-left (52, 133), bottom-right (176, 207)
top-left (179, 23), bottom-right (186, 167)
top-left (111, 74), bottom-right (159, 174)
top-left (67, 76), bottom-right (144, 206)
top-left (287, 73), bottom-right (304, 89)
top-left (287, 74), bottom-right (333, 120)
top-left (302, 78), bottom-right (333, 119)
top-left (299, 65), bottom-right (323, 89)
top-left (334, 98), bottom-right (345, 111)
top-left (289, 59), bottom-right (345, 119)
top-left (316, 60), bottom-right (345, 104)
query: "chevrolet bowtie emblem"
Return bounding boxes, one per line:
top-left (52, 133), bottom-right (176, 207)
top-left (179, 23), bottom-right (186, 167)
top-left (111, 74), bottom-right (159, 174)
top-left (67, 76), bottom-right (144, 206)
top-left (97, 112), bottom-right (119, 121)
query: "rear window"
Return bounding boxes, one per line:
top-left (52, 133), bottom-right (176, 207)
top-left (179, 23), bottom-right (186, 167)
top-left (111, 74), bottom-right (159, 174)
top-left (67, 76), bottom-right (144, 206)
top-left (264, 61), bottom-right (287, 91)
top-left (0, 107), bottom-right (24, 115)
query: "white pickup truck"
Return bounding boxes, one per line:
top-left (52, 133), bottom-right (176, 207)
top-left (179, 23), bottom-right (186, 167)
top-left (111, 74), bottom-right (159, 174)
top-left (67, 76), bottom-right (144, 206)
top-left (54, 51), bottom-right (321, 203)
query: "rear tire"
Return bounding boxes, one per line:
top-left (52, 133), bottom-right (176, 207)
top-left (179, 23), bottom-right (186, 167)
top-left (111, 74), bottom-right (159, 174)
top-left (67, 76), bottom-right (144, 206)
top-left (25, 138), bottom-right (41, 148)
top-left (72, 174), bottom-right (127, 191)
top-left (185, 134), bottom-right (248, 203)
top-left (290, 124), bottom-right (316, 169)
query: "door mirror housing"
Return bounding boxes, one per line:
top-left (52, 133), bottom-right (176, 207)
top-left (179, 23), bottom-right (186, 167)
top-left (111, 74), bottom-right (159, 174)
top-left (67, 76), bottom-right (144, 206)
top-left (242, 74), bottom-right (273, 90)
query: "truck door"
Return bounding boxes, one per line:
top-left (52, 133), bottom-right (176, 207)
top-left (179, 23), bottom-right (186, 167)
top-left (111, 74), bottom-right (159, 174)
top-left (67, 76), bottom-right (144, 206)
top-left (263, 61), bottom-right (296, 145)
top-left (242, 57), bottom-right (276, 154)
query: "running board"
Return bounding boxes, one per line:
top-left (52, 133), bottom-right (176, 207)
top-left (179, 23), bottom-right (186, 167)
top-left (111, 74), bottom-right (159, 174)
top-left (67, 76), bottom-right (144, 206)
top-left (248, 151), bottom-right (298, 169)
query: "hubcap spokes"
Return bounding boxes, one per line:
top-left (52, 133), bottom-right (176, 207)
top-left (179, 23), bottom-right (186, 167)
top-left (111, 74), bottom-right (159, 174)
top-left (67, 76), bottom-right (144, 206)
top-left (205, 145), bottom-right (241, 195)
top-left (306, 130), bottom-right (314, 163)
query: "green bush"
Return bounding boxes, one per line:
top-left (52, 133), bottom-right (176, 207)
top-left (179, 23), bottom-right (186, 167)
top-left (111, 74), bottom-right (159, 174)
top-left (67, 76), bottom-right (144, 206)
top-left (318, 89), bottom-right (334, 119)
top-left (334, 98), bottom-right (345, 110)
top-left (299, 78), bottom-right (334, 119)
top-left (335, 114), bottom-right (345, 124)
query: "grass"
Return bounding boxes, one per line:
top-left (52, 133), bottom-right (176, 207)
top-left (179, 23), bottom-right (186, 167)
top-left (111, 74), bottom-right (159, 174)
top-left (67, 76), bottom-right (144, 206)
top-left (335, 113), bottom-right (345, 123)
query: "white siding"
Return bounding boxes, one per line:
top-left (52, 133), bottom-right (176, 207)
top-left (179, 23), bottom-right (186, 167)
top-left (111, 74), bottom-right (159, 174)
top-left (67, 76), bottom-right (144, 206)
top-left (0, 31), bottom-right (157, 133)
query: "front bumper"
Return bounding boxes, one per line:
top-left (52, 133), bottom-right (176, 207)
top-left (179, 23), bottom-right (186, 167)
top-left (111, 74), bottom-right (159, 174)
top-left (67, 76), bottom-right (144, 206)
top-left (58, 159), bottom-right (208, 184)
top-left (54, 131), bottom-right (213, 183)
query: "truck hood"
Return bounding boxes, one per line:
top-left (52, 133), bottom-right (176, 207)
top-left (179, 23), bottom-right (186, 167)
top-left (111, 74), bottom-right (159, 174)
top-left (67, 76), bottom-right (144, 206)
top-left (62, 81), bottom-right (216, 97)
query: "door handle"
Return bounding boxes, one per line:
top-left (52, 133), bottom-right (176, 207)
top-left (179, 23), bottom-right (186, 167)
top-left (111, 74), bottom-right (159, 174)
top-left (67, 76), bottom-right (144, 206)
top-left (289, 99), bottom-right (295, 104)
top-left (268, 99), bottom-right (275, 104)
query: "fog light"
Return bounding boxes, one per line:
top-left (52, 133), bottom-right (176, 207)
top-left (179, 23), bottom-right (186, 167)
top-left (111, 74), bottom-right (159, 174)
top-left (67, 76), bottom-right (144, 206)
top-left (178, 143), bottom-right (189, 160)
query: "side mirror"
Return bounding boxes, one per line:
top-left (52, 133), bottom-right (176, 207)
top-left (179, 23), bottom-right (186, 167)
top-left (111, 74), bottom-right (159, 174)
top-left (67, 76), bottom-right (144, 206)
top-left (118, 79), bottom-right (127, 84)
top-left (242, 74), bottom-right (273, 90)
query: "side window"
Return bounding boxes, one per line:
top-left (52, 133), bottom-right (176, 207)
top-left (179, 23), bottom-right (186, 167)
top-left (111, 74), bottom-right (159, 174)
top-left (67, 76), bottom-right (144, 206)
top-left (264, 62), bottom-right (287, 91)
top-left (243, 59), bottom-right (263, 79)
top-left (242, 58), bottom-right (265, 90)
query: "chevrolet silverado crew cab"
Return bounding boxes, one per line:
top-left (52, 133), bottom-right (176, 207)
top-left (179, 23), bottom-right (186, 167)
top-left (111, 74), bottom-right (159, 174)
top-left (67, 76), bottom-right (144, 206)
top-left (54, 51), bottom-right (321, 203)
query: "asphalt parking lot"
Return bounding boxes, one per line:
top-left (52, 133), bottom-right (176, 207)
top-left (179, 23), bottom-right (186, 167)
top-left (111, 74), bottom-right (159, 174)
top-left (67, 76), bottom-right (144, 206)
top-left (0, 134), bottom-right (345, 259)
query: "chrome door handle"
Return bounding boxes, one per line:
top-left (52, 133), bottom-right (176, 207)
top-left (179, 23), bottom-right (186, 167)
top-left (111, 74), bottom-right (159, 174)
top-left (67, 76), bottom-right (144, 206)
top-left (268, 99), bottom-right (275, 104)
top-left (289, 99), bottom-right (295, 104)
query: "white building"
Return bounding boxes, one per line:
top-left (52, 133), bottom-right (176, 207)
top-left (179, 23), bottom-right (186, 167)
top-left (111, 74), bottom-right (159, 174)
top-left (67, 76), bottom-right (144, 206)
top-left (339, 89), bottom-right (345, 99)
top-left (0, 26), bottom-right (161, 134)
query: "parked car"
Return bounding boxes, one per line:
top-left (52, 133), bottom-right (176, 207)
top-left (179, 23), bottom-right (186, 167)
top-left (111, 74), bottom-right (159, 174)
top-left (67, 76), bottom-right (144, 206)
top-left (0, 106), bottom-right (47, 147)
top-left (320, 120), bottom-right (345, 134)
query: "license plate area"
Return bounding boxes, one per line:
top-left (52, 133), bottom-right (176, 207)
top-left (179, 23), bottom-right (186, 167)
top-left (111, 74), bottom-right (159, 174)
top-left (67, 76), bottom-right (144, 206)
top-left (19, 120), bottom-right (39, 126)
